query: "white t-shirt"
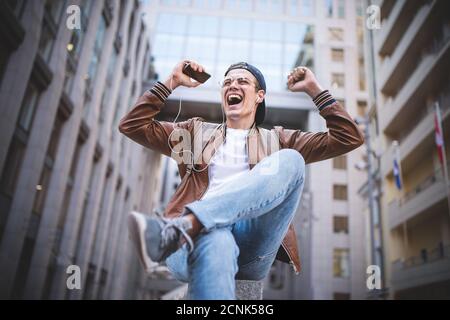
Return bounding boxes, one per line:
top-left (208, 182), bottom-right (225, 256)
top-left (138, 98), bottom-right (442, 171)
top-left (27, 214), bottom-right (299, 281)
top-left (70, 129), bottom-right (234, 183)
top-left (201, 128), bottom-right (250, 200)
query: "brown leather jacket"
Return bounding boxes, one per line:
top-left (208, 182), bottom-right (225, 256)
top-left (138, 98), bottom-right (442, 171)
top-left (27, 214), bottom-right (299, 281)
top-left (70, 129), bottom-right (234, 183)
top-left (119, 88), bottom-right (364, 274)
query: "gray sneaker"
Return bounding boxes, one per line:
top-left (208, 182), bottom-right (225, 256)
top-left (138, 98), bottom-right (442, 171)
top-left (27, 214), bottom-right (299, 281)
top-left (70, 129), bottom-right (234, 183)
top-left (128, 211), bottom-right (194, 268)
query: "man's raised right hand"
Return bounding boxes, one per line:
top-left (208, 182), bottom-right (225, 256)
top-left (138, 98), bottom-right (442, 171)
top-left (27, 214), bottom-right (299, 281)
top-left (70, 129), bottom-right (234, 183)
top-left (163, 60), bottom-right (207, 91)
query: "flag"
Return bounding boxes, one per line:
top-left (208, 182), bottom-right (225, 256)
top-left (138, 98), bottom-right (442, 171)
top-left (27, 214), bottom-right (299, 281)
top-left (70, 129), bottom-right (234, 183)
top-left (435, 103), bottom-right (445, 166)
top-left (393, 158), bottom-right (402, 190)
top-left (393, 141), bottom-right (402, 190)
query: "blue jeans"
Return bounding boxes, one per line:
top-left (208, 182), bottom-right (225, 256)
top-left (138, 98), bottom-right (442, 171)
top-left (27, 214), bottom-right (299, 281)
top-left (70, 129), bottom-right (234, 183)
top-left (166, 149), bottom-right (305, 299)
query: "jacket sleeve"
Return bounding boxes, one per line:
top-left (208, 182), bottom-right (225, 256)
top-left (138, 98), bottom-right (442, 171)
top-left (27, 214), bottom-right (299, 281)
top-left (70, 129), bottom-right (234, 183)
top-left (276, 90), bottom-right (365, 164)
top-left (118, 81), bottom-right (193, 157)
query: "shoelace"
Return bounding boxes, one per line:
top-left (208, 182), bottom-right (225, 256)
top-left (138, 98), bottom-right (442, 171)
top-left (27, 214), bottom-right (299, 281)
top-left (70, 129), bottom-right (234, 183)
top-left (160, 218), bottom-right (194, 254)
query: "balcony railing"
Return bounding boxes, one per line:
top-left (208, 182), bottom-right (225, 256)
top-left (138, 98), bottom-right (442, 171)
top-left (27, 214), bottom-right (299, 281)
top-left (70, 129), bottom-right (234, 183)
top-left (387, 162), bottom-right (449, 228)
top-left (392, 243), bottom-right (450, 271)
top-left (399, 163), bottom-right (448, 207)
top-left (391, 243), bottom-right (450, 292)
top-left (403, 172), bottom-right (440, 205)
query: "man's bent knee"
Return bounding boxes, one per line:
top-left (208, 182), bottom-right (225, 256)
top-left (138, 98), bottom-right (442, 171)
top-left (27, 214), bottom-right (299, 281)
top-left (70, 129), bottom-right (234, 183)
top-left (273, 149), bottom-right (305, 181)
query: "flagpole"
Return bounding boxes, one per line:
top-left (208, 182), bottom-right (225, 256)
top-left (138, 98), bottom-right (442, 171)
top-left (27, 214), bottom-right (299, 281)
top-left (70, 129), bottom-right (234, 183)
top-left (435, 102), bottom-right (450, 217)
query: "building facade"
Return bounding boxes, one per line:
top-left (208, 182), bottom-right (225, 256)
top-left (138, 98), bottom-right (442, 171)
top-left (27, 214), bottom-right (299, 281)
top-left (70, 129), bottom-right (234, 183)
top-left (0, 0), bottom-right (162, 299)
top-left (144, 0), bottom-right (368, 300)
top-left (364, 0), bottom-right (450, 299)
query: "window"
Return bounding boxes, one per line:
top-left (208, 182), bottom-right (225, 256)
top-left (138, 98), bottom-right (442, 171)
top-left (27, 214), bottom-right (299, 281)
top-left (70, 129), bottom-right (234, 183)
top-left (357, 100), bottom-right (367, 117)
top-left (88, 169), bottom-right (112, 299)
top-left (111, 88), bottom-right (123, 142)
top-left (271, 0), bottom-right (283, 14)
top-left (84, 16), bottom-right (108, 117)
top-left (331, 48), bottom-right (344, 62)
top-left (86, 16), bottom-right (107, 91)
top-left (46, 0), bottom-right (65, 23)
top-left (331, 73), bottom-right (345, 89)
top-left (253, 21), bottom-right (283, 41)
top-left (337, 0), bottom-right (345, 18)
top-left (66, 0), bottom-right (91, 62)
top-left (0, 82), bottom-right (41, 238)
top-left (32, 113), bottom-right (64, 216)
top-left (38, 0), bottom-right (65, 62)
top-left (193, 0), bottom-right (221, 9)
top-left (17, 83), bottom-right (40, 133)
top-left (161, 0), bottom-right (190, 6)
top-left (333, 155), bottom-right (347, 169)
top-left (333, 248), bottom-right (350, 278)
top-left (11, 237), bottom-right (35, 298)
top-left (356, 0), bottom-right (363, 16)
top-left (1, 84), bottom-right (39, 196)
top-left (333, 184), bottom-right (348, 200)
top-left (32, 166), bottom-right (51, 216)
top-left (82, 263), bottom-right (97, 299)
top-left (333, 216), bottom-right (348, 234)
top-left (57, 138), bottom-right (83, 229)
top-left (47, 134), bottom-right (82, 296)
top-left (358, 56), bottom-right (366, 91)
top-left (288, 0), bottom-right (298, 16)
top-left (188, 15), bottom-right (219, 37)
top-left (0, 137), bottom-right (26, 197)
top-left (99, 50), bottom-right (118, 128)
top-left (97, 268), bottom-right (108, 299)
top-left (64, 54), bottom-right (77, 95)
top-left (0, 45), bottom-right (10, 87)
top-left (156, 13), bottom-right (188, 34)
top-left (256, 0), bottom-right (270, 13)
top-left (74, 156), bottom-right (99, 266)
top-left (38, 21), bottom-right (55, 61)
top-left (64, 1), bottom-right (89, 94)
top-left (324, 0), bottom-right (333, 17)
top-left (222, 18), bottom-right (251, 40)
top-left (0, 136), bottom-right (26, 240)
top-left (329, 27), bottom-right (344, 41)
top-left (301, 0), bottom-right (314, 16)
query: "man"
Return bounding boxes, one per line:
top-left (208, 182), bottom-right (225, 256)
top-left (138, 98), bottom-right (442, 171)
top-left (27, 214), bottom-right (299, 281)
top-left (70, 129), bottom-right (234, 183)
top-left (119, 60), bottom-right (364, 299)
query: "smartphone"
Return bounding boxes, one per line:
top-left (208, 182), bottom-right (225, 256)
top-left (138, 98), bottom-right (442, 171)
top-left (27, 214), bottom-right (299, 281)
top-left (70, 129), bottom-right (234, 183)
top-left (182, 63), bottom-right (211, 83)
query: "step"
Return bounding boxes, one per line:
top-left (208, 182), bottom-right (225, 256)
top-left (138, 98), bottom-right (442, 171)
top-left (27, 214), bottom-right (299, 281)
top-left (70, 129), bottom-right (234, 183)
top-left (162, 280), bottom-right (264, 300)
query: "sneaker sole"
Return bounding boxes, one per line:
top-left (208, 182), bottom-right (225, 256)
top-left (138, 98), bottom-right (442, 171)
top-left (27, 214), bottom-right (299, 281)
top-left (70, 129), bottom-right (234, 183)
top-left (128, 211), bottom-right (153, 272)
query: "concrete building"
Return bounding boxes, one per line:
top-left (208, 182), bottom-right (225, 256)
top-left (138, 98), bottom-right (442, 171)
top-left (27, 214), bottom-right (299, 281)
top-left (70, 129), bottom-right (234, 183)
top-left (0, 0), bottom-right (162, 299)
top-left (364, 0), bottom-right (450, 299)
top-left (143, 0), bottom-right (368, 299)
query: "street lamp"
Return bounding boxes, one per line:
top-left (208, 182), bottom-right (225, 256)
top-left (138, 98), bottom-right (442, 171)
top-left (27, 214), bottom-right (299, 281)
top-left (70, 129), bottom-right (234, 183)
top-left (354, 115), bottom-right (387, 299)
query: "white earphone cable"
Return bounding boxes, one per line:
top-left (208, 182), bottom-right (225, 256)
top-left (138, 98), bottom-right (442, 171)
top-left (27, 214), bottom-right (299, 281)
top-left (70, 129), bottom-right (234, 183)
top-left (166, 75), bottom-right (226, 173)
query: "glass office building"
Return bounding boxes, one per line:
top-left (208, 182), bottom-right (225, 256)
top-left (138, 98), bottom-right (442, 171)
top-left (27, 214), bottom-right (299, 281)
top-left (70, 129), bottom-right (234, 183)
top-left (152, 12), bottom-right (314, 93)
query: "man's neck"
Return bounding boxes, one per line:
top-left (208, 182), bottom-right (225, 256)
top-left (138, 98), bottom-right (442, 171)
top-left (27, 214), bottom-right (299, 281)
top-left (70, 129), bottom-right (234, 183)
top-left (226, 118), bottom-right (254, 130)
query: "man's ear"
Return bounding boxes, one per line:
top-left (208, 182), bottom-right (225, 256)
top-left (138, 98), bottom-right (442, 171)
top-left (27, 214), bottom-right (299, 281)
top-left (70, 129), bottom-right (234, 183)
top-left (257, 90), bottom-right (265, 102)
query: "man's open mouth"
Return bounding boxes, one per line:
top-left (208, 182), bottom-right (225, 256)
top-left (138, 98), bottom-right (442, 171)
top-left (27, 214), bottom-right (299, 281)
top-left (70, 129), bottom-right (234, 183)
top-left (227, 94), bottom-right (243, 106)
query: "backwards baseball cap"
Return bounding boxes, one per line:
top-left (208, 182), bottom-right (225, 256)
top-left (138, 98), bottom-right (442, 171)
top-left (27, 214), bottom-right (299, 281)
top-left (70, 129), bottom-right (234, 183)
top-left (224, 62), bottom-right (266, 126)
